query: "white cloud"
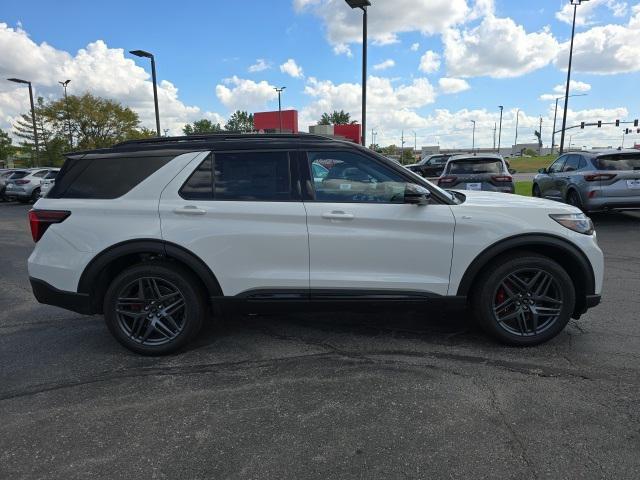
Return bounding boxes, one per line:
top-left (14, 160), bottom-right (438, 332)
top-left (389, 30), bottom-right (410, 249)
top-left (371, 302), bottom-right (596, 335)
top-left (410, 42), bottom-right (420, 52)
top-left (248, 58), bottom-right (271, 73)
top-left (554, 80), bottom-right (592, 94)
top-left (556, 0), bottom-right (628, 26)
top-left (438, 77), bottom-right (470, 94)
top-left (373, 59), bottom-right (395, 71)
top-left (333, 43), bottom-right (353, 57)
top-left (555, 6), bottom-right (640, 74)
top-left (419, 50), bottom-right (441, 73)
top-left (294, 0), bottom-right (469, 47)
top-left (280, 58), bottom-right (304, 78)
top-left (215, 76), bottom-right (278, 111)
top-left (443, 15), bottom-right (559, 78)
top-left (0, 23), bottom-right (223, 136)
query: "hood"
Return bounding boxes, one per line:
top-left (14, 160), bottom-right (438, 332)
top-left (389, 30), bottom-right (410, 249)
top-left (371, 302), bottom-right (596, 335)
top-left (457, 190), bottom-right (580, 213)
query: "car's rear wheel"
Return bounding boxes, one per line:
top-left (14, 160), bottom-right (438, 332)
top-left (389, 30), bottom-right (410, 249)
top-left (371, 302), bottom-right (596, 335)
top-left (532, 184), bottom-right (541, 197)
top-left (30, 188), bottom-right (40, 203)
top-left (104, 262), bottom-right (206, 355)
top-left (566, 190), bottom-right (584, 211)
top-left (472, 253), bottom-right (575, 346)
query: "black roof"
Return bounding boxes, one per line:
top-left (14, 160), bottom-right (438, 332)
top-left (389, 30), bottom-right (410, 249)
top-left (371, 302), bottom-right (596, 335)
top-left (66, 133), bottom-right (361, 159)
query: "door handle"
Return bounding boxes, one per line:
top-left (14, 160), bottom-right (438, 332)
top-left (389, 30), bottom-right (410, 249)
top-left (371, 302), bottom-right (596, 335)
top-left (322, 211), bottom-right (354, 220)
top-left (173, 206), bottom-right (207, 215)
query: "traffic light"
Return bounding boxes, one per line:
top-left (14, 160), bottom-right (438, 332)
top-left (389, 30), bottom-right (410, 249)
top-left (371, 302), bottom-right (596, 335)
top-left (637, 129), bottom-right (640, 134)
top-left (597, 121), bottom-right (602, 128)
top-left (635, 119), bottom-right (639, 127)
top-left (580, 122), bottom-right (585, 129)
top-left (615, 119), bottom-right (620, 127)
top-left (625, 128), bottom-right (631, 134)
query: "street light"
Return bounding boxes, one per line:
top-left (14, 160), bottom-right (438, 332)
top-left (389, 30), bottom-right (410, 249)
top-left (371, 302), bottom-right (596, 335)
top-left (130, 49), bottom-right (161, 136)
top-left (559, 0), bottom-right (589, 154)
top-left (7, 77), bottom-right (39, 165)
top-left (471, 120), bottom-right (476, 153)
top-left (274, 87), bottom-right (286, 133)
top-left (345, 0), bottom-right (371, 147)
top-left (514, 109), bottom-right (520, 146)
top-left (58, 79), bottom-right (72, 147)
top-left (552, 93), bottom-right (588, 153)
top-left (498, 105), bottom-right (504, 153)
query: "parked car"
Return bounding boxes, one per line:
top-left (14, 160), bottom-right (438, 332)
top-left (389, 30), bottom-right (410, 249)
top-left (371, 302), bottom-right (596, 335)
top-left (39, 170), bottom-right (60, 198)
top-left (28, 133), bottom-right (602, 355)
top-left (533, 149), bottom-right (640, 212)
top-left (406, 154), bottom-right (451, 178)
top-left (1, 169), bottom-right (30, 201)
top-left (4, 168), bottom-right (59, 203)
top-left (438, 154), bottom-right (515, 193)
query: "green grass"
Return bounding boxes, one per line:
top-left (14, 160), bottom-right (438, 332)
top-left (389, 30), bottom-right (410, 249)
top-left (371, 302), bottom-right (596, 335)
top-left (515, 181), bottom-right (533, 197)
top-left (509, 155), bottom-right (554, 173)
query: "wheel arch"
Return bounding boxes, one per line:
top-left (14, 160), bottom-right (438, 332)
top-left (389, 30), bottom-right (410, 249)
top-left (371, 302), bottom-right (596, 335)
top-left (457, 234), bottom-right (596, 317)
top-left (78, 239), bottom-right (223, 314)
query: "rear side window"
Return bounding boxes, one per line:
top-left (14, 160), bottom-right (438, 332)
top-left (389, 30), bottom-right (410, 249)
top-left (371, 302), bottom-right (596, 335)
top-left (180, 151), bottom-right (292, 201)
top-left (49, 156), bottom-right (172, 199)
top-left (563, 155), bottom-right (580, 172)
top-left (597, 154), bottom-right (640, 171)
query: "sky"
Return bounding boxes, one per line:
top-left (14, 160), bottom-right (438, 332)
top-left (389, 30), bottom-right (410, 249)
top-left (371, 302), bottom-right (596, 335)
top-left (0, 0), bottom-right (639, 149)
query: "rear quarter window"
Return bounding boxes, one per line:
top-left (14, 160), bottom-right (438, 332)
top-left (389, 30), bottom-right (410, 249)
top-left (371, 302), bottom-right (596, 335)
top-left (48, 155), bottom-right (173, 199)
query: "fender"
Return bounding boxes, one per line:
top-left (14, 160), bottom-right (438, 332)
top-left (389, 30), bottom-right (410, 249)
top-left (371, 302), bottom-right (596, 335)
top-left (456, 233), bottom-right (596, 297)
top-left (77, 239), bottom-right (223, 297)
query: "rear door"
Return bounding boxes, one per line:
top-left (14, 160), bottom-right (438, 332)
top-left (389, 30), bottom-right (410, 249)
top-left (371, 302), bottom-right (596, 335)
top-left (159, 150), bottom-right (310, 297)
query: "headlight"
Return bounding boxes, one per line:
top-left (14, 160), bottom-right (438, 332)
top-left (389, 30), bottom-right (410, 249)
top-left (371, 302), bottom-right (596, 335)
top-left (550, 213), bottom-right (594, 235)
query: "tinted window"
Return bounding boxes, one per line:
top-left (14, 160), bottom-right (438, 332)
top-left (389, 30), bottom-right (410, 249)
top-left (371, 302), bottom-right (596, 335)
top-left (214, 151), bottom-right (291, 201)
top-left (548, 157), bottom-right (566, 174)
top-left (308, 151), bottom-right (406, 203)
top-left (9, 171), bottom-right (28, 180)
top-left (563, 155), bottom-right (580, 172)
top-left (180, 155), bottom-right (213, 200)
top-left (597, 154), bottom-right (640, 171)
top-left (32, 170), bottom-right (48, 178)
top-left (447, 159), bottom-right (503, 175)
top-left (49, 156), bottom-right (172, 199)
top-left (44, 171), bottom-right (59, 180)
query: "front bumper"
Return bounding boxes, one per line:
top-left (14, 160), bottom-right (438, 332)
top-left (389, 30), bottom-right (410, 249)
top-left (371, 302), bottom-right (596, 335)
top-left (30, 277), bottom-right (93, 315)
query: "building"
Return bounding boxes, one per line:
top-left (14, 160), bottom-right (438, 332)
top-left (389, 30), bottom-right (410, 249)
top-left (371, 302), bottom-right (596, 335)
top-left (309, 124), bottom-right (362, 144)
top-left (254, 110), bottom-right (298, 133)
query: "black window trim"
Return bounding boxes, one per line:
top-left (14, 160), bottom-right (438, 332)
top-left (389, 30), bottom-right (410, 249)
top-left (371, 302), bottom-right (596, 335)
top-left (179, 149), bottom-right (301, 203)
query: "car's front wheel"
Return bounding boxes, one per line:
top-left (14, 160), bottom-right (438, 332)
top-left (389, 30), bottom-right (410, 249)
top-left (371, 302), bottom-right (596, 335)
top-left (532, 184), bottom-right (541, 197)
top-left (104, 261), bottom-right (206, 355)
top-left (472, 253), bottom-right (576, 346)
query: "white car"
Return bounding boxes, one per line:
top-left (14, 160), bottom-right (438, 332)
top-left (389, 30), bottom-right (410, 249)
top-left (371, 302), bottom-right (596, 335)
top-left (38, 170), bottom-right (59, 198)
top-left (27, 134), bottom-right (603, 355)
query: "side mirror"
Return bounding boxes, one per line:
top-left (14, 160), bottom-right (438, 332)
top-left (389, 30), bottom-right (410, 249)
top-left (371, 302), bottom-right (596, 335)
top-left (509, 168), bottom-right (517, 175)
top-left (404, 184), bottom-right (431, 206)
top-left (538, 168), bottom-right (547, 174)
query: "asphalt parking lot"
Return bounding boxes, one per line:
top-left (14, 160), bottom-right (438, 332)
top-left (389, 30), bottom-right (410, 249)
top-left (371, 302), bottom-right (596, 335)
top-left (1, 202), bottom-right (639, 479)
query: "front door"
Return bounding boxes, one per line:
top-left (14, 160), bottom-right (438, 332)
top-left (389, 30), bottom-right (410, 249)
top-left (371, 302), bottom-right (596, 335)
top-left (301, 150), bottom-right (456, 296)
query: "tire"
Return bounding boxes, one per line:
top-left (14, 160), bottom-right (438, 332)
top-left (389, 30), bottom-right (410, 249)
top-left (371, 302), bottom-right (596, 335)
top-left (566, 189), bottom-right (584, 212)
top-left (103, 261), bottom-right (206, 355)
top-left (471, 252), bottom-right (576, 346)
top-left (532, 184), bottom-right (541, 198)
top-left (31, 188), bottom-right (41, 203)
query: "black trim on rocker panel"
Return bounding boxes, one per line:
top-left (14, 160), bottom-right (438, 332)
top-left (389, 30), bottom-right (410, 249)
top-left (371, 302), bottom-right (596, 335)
top-left (456, 234), bottom-right (596, 297)
top-left (78, 239), bottom-right (224, 301)
top-left (30, 277), bottom-right (92, 315)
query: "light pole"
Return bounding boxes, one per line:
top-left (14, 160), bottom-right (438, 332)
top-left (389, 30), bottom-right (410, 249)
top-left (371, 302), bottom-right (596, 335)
top-left (58, 79), bottom-right (72, 147)
top-left (471, 120), bottom-right (476, 153)
top-left (274, 87), bottom-right (286, 133)
top-left (7, 78), bottom-right (39, 165)
top-left (497, 105), bottom-right (504, 153)
top-left (345, 0), bottom-right (371, 147)
top-left (514, 109), bottom-right (520, 146)
top-left (559, 0), bottom-right (589, 154)
top-left (413, 131), bottom-right (417, 155)
top-left (552, 93), bottom-right (587, 153)
top-left (130, 49), bottom-right (161, 136)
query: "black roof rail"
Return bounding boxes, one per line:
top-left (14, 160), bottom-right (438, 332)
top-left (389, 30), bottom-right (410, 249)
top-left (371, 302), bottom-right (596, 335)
top-left (113, 132), bottom-right (337, 148)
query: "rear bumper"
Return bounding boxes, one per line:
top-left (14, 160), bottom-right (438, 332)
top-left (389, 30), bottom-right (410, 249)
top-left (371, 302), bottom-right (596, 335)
top-left (29, 277), bottom-right (93, 315)
top-left (585, 197), bottom-right (640, 211)
top-left (585, 294), bottom-right (602, 309)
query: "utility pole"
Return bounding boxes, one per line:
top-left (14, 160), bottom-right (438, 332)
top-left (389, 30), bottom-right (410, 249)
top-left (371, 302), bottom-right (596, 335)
top-left (493, 123), bottom-right (497, 150)
top-left (401, 130), bottom-right (405, 164)
top-left (514, 109), bottom-right (520, 147)
top-left (539, 116), bottom-right (543, 154)
top-left (274, 87), bottom-right (286, 133)
top-left (498, 105), bottom-right (504, 153)
top-left (471, 120), bottom-right (476, 153)
top-left (58, 80), bottom-right (72, 147)
top-left (413, 131), bottom-right (417, 155)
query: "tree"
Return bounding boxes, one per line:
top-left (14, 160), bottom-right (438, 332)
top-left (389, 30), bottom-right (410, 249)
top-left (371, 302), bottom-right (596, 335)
top-left (13, 96), bottom-right (59, 166)
top-left (224, 111), bottom-right (254, 132)
top-left (183, 119), bottom-right (223, 136)
top-left (0, 129), bottom-right (13, 161)
top-left (318, 110), bottom-right (357, 126)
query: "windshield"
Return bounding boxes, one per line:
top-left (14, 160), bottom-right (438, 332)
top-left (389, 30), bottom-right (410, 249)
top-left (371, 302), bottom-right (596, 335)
top-left (597, 154), bottom-right (640, 171)
top-left (447, 159), bottom-right (503, 175)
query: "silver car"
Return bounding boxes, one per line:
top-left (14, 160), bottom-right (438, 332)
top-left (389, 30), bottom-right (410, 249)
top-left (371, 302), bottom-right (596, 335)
top-left (533, 150), bottom-right (640, 212)
top-left (437, 154), bottom-right (515, 193)
top-left (4, 168), bottom-right (59, 203)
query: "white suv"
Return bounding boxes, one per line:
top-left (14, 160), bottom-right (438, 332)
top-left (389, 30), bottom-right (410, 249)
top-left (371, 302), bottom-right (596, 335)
top-left (27, 134), bottom-right (603, 355)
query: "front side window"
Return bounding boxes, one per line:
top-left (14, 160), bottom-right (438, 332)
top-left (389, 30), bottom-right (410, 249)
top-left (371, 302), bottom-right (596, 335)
top-left (548, 157), bottom-right (566, 174)
top-left (308, 151), bottom-right (407, 203)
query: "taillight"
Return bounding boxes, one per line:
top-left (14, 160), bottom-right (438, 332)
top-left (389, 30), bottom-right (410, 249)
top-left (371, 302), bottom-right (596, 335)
top-left (28, 210), bottom-right (71, 242)
top-left (584, 173), bottom-right (616, 182)
top-left (492, 175), bottom-right (513, 183)
top-left (438, 176), bottom-right (457, 186)
top-left (16, 179), bottom-right (31, 185)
